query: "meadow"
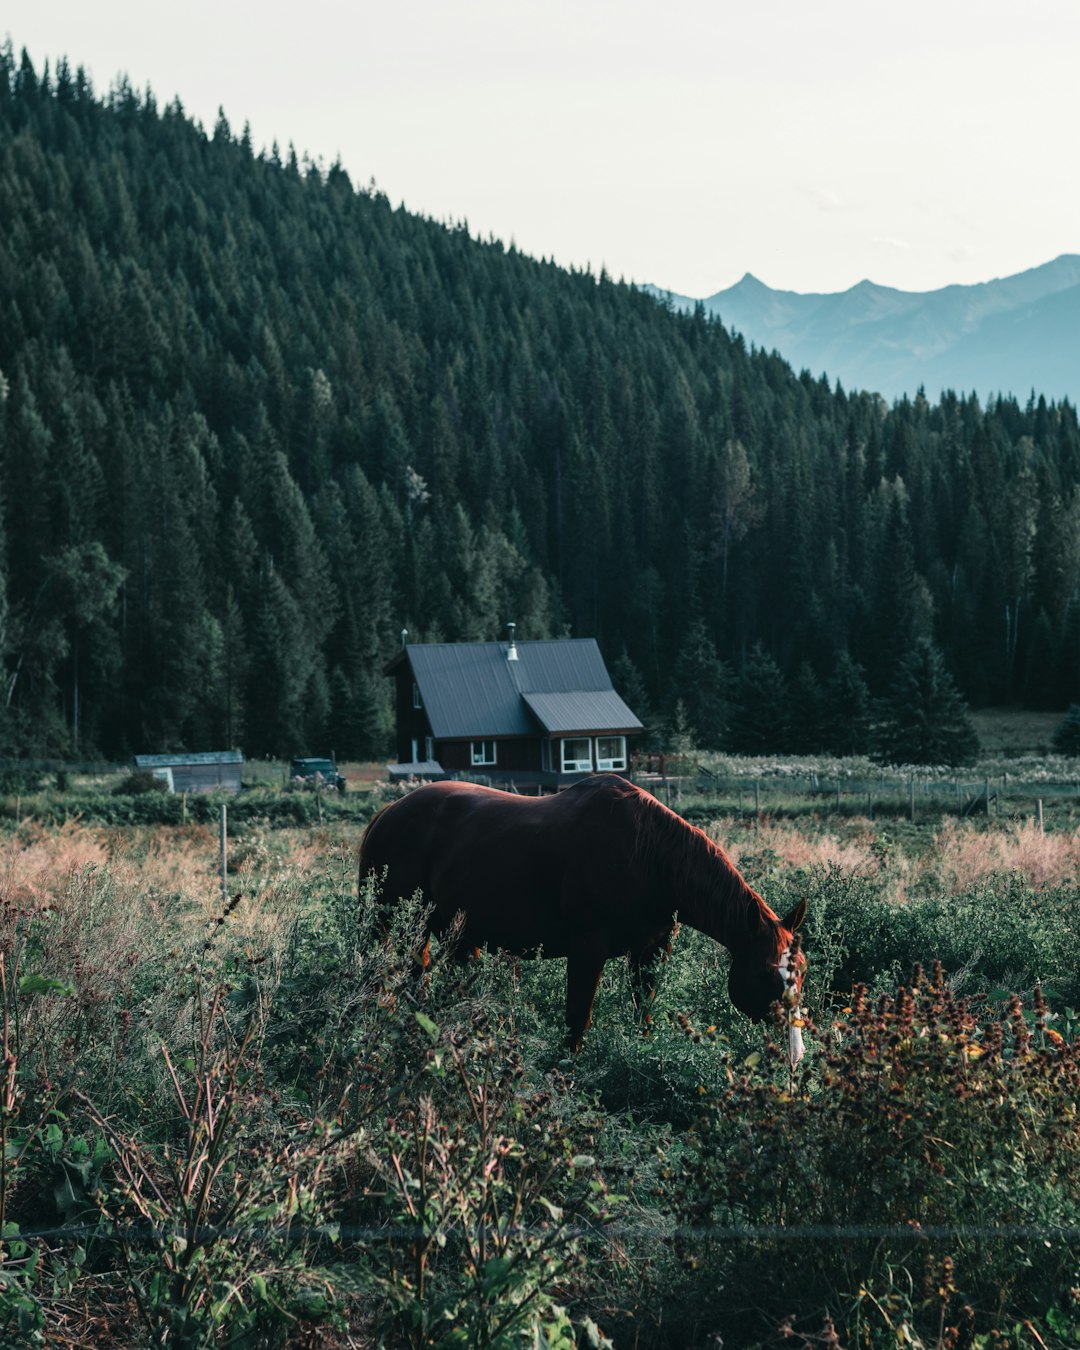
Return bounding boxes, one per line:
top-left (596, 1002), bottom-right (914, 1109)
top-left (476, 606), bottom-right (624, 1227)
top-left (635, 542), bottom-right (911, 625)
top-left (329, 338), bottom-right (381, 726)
top-left (0, 760), bottom-right (1078, 1348)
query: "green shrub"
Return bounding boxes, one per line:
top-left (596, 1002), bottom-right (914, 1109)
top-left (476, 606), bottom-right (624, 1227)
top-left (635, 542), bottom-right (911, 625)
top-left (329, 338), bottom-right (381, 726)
top-left (675, 973), bottom-right (1080, 1348)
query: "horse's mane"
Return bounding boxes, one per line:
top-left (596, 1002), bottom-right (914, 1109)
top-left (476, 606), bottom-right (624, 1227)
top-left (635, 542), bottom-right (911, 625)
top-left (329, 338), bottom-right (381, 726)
top-left (616, 780), bottom-right (782, 951)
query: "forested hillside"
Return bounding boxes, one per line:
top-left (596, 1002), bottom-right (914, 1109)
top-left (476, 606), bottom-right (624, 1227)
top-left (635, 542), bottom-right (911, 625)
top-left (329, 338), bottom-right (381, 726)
top-left (1, 44), bottom-right (1079, 760)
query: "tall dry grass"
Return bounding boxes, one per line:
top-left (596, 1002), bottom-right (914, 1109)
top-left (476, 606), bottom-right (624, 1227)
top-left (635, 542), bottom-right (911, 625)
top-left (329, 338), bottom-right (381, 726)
top-left (0, 821), bottom-right (329, 1118)
top-left (711, 813), bottom-right (1080, 905)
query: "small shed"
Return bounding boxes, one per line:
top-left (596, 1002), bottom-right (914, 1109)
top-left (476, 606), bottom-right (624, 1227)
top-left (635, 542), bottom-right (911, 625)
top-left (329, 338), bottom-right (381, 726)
top-left (133, 751), bottom-right (244, 794)
top-left (384, 636), bottom-right (642, 789)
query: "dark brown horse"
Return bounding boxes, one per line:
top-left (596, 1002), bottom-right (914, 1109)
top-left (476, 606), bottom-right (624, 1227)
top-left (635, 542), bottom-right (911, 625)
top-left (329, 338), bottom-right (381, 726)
top-left (358, 774), bottom-right (806, 1051)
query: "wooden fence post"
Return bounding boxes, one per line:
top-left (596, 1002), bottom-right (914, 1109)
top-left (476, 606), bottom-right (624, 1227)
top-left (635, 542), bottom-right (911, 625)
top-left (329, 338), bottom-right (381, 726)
top-left (220, 802), bottom-right (228, 906)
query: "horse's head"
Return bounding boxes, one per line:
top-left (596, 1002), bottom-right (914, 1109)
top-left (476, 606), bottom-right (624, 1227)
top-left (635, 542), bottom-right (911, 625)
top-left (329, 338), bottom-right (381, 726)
top-left (728, 898), bottom-right (807, 1031)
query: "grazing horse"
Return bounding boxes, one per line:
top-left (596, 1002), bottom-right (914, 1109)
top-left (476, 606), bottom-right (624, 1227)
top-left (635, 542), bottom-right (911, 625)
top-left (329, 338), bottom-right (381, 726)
top-left (358, 774), bottom-right (806, 1053)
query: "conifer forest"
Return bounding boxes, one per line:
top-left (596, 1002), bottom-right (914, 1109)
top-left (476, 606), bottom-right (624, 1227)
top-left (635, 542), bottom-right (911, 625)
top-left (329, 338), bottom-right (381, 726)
top-left (2, 44), bottom-right (1079, 761)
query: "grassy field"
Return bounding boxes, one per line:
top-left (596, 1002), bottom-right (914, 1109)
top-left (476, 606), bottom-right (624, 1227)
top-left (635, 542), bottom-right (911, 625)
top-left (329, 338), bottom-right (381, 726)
top-left (0, 760), bottom-right (1078, 1347)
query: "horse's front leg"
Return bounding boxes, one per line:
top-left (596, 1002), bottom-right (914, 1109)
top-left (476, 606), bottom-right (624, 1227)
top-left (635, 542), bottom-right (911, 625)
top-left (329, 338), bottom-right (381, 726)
top-left (628, 930), bottom-right (674, 1035)
top-left (564, 940), bottom-right (609, 1052)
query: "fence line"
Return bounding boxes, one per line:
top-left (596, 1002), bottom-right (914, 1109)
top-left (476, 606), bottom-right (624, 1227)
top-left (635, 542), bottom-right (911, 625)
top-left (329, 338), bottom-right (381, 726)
top-left (637, 767), bottom-right (1080, 819)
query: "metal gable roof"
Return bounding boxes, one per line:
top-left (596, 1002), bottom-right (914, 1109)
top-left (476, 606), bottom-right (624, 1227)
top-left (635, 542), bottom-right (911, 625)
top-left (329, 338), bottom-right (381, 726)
top-left (406, 639), bottom-right (640, 740)
top-left (521, 690), bottom-right (643, 735)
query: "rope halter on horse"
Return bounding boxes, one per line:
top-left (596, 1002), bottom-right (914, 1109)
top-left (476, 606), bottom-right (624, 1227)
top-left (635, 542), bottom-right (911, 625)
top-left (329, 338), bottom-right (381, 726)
top-left (779, 936), bottom-right (807, 1068)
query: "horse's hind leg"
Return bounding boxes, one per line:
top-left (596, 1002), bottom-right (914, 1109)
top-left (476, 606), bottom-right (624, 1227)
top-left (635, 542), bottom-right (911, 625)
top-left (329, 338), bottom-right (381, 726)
top-left (565, 943), bottom-right (608, 1052)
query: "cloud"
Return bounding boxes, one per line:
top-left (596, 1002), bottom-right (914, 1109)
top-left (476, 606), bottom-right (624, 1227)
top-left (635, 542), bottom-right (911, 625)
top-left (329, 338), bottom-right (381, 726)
top-left (870, 235), bottom-right (911, 251)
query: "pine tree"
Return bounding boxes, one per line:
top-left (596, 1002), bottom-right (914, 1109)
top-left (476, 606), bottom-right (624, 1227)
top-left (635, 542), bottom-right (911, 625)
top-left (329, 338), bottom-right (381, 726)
top-left (670, 618), bottom-right (732, 750)
top-left (822, 652), bottom-right (872, 756)
top-left (787, 662), bottom-right (827, 754)
top-left (727, 645), bottom-right (789, 754)
top-left (610, 649), bottom-right (654, 747)
top-left (875, 639), bottom-right (979, 766)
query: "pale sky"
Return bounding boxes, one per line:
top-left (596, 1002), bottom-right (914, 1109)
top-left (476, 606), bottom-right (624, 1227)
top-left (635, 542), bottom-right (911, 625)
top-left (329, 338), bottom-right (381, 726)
top-left (7, 1), bottom-right (1080, 297)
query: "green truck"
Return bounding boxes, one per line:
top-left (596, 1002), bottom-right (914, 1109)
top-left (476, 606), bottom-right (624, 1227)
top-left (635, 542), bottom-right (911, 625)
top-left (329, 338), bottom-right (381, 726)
top-left (288, 757), bottom-right (347, 792)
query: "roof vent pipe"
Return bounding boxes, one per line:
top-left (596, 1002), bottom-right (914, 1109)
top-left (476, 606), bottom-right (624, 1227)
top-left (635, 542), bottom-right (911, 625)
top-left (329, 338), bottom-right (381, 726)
top-left (400, 627), bottom-right (409, 649)
top-left (506, 622), bottom-right (519, 661)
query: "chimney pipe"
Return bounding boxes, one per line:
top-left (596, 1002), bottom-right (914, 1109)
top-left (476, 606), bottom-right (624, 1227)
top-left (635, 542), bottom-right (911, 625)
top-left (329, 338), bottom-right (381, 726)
top-left (506, 622), bottom-right (519, 661)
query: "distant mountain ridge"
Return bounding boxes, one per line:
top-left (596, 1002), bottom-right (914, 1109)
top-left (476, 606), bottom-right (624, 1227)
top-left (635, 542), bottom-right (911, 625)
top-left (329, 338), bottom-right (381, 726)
top-left (646, 255), bottom-right (1080, 404)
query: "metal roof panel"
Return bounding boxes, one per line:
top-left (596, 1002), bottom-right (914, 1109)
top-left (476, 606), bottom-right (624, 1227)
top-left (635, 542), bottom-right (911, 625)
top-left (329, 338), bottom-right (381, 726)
top-left (135, 751), bottom-right (243, 767)
top-left (521, 690), bottom-right (643, 734)
top-left (406, 640), bottom-right (637, 739)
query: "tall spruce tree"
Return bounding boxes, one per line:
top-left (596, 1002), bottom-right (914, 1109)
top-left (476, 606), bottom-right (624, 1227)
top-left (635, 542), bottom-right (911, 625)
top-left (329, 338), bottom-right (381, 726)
top-left (823, 652), bottom-right (872, 756)
top-left (875, 639), bottom-right (979, 766)
top-left (728, 645), bottom-right (789, 754)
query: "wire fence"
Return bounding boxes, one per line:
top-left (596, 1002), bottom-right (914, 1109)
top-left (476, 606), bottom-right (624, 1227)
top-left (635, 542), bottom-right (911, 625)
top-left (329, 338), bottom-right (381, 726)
top-left (638, 767), bottom-right (1080, 821)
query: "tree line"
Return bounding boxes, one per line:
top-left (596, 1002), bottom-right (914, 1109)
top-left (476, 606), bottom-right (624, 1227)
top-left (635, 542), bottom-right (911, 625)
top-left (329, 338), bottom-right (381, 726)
top-left (1, 44), bottom-right (1078, 763)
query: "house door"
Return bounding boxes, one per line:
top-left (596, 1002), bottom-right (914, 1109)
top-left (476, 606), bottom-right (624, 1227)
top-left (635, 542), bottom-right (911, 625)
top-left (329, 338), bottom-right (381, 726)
top-left (411, 737), bottom-right (419, 763)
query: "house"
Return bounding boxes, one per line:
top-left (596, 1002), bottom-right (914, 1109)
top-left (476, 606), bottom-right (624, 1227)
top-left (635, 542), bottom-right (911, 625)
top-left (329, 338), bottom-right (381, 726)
top-left (133, 750), bottom-right (244, 794)
top-left (384, 633), bottom-right (643, 789)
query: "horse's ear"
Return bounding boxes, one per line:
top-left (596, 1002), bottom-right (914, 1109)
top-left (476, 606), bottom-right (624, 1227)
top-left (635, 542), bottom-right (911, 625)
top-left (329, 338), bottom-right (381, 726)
top-left (780, 898), bottom-right (806, 933)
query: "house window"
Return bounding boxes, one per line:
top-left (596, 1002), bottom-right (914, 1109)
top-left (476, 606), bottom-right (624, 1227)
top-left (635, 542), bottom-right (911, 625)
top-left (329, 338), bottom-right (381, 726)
top-left (425, 736), bottom-right (434, 761)
top-left (412, 683), bottom-right (423, 710)
top-left (471, 740), bottom-right (497, 766)
top-left (560, 738), bottom-right (593, 773)
top-left (595, 736), bottom-right (627, 771)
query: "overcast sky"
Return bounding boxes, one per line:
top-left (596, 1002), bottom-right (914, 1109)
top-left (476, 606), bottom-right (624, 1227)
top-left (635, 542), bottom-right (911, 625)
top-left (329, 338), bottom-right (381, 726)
top-left (7, 1), bottom-right (1080, 297)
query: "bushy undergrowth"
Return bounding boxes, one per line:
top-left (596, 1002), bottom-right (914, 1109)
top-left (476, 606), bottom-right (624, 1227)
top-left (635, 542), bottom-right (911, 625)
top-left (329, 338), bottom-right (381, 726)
top-left (674, 971), bottom-right (1080, 1349)
top-left (1, 786), bottom-right (378, 829)
top-left (0, 812), bottom-right (1077, 1346)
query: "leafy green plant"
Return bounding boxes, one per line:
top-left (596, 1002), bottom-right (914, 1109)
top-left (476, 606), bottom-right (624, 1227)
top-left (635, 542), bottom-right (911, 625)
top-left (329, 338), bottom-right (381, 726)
top-left (675, 969), bottom-right (1080, 1348)
top-left (362, 1009), bottom-right (616, 1350)
top-left (0, 949), bottom-right (76, 1344)
top-left (78, 980), bottom-right (356, 1349)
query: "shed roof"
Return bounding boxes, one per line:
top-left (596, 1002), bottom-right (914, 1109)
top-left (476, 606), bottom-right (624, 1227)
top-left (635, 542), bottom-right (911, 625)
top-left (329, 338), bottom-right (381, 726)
top-left (396, 640), bottom-right (643, 740)
top-left (135, 751), bottom-right (243, 768)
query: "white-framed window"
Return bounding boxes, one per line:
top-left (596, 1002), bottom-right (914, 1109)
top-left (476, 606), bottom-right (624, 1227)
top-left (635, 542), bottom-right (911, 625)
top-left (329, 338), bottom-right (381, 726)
top-left (471, 740), bottom-right (497, 766)
top-left (595, 735), bottom-right (627, 771)
top-left (412, 683), bottom-right (423, 710)
top-left (560, 737), bottom-right (593, 773)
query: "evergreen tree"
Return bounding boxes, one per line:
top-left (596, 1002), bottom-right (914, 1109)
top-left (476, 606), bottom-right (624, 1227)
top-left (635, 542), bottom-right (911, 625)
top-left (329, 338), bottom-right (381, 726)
top-left (822, 652), bottom-right (872, 756)
top-left (727, 645), bottom-right (789, 754)
top-left (875, 639), bottom-right (979, 766)
top-left (787, 661), bottom-right (827, 754)
top-left (669, 618), bottom-right (732, 750)
top-left (610, 649), bottom-right (654, 747)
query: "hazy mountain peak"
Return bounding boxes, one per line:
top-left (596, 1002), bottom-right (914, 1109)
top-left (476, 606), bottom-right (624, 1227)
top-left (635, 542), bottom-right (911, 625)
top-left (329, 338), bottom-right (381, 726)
top-left (649, 256), bottom-right (1080, 403)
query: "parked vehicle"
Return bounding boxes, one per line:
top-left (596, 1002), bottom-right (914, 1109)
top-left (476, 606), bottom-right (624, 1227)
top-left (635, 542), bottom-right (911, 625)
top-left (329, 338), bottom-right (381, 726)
top-left (288, 757), bottom-right (347, 792)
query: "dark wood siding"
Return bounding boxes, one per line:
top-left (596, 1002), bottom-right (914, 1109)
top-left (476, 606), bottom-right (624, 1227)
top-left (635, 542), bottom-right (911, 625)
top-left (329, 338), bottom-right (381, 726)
top-left (394, 666), bottom-right (433, 762)
top-left (436, 738), bottom-right (544, 773)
